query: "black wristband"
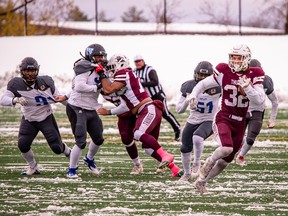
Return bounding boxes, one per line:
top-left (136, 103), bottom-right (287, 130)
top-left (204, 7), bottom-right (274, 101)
top-left (98, 71), bottom-right (107, 80)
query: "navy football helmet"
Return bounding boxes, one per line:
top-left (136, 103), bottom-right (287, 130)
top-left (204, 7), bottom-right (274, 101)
top-left (19, 57), bottom-right (40, 85)
top-left (84, 43), bottom-right (107, 64)
top-left (194, 61), bottom-right (213, 82)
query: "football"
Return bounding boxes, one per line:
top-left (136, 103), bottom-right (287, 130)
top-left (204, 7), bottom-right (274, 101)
top-left (238, 86), bottom-right (246, 96)
top-left (238, 82), bottom-right (254, 96)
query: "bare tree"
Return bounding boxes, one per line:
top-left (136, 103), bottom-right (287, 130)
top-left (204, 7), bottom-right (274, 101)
top-left (121, 6), bottom-right (148, 22)
top-left (199, 0), bottom-right (236, 25)
top-left (199, 0), bottom-right (287, 33)
top-left (258, 0), bottom-right (288, 33)
top-left (149, 0), bottom-right (183, 24)
top-left (98, 10), bottom-right (114, 22)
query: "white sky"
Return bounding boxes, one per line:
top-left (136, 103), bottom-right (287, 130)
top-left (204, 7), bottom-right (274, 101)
top-left (1, 32), bottom-right (287, 105)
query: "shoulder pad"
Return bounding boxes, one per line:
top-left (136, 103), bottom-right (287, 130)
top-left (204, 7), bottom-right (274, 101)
top-left (74, 59), bottom-right (96, 75)
top-left (7, 77), bottom-right (26, 96)
top-left (180, 80), bottom-right (196, 95)
top-left (36, 76), bottom-right (55, 92)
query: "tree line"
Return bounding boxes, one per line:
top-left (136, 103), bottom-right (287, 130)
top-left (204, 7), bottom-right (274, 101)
top-left (0, 0), bottom-right (287, 36)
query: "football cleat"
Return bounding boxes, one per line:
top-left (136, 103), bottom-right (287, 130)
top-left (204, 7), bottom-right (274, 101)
top-left (235, 155), bottom-right (247, 166)
top-left (158, 153), bottom-right (174, 170)
top-left (199, 157), bottom-right (215, 179)
top-left (83, 155), bottom-right (100, 175)
top-left (67, 168), bottom-right (78, 178)
top-left (130, 164), bottom-right (144, 175)
top-left (155, 166), bottom-right (167, 175)
top-left (172, 169), bottom-right (184, 178)
top-left (194, 179), bottom-right (208, 194)
top-left (21, 164), bottom-right (40, 175)
top-left (178, 173), bottom-right (191, 182)
top-left (191, 163), bottom-right (200, 178)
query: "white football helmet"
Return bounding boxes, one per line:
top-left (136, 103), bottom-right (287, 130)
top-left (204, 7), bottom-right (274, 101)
top-left (106, 53), bottom-right (130, 78)
top-left (228, 44), bottom-right (252, 72)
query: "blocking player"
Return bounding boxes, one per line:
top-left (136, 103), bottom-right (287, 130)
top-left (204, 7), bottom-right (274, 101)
top-left (96, 53), bottom-right (183, 177)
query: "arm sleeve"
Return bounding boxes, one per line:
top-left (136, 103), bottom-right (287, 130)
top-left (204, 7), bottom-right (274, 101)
top-left (74, 72), bottom-right (98, 93)
top-left (190, 75), bottom-right (218, 98)
top-left (267, 90), bottom-right (278, 121)
top-left (110, 101), bottom-right (130, 115)
top-left (0, 90), bottom-right (15, 106)
top-left (65, 90), bottom-right (72, 99)
top-left (244, 84), bottom-right (266, 106)
top-left (176, 95), bottom-right (189, 113)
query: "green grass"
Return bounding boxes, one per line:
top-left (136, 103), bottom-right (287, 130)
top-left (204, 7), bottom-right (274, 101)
top-left (0, 105), bottom-right (288, 216)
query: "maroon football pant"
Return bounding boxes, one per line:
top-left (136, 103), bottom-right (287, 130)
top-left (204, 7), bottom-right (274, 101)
top-left (213, 112), bottom-right (246, 162)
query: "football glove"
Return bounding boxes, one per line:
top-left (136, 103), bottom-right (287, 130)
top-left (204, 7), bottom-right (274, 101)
top-left (12, 97), bottom-right (28, 106)
top-left (95, 63), bottom-right (104, 74)
top-left (238, 75), bottom-right (251, 88)
top-left (185, 94), bottom-right (198, 110)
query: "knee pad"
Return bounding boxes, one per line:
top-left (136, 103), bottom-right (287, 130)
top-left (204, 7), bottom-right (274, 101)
top-left (221, 146), bottom-right (234, 157)
top-left (180, 144), bottom-right (192, 153)
top-left (76, 142), bottom-right (86, 150)
top-left (134, 130), bottom-right (144, 141)
top-left (18, 142), bottom-right (30, 153)
top-left (93, 138), bottom-right (104, 146)
top-left (246, 137), bottom-right (255, 146)
top-left (144, 148), bottom-right (154, 156)
top-left (50, 143), bottom-right (63, 154)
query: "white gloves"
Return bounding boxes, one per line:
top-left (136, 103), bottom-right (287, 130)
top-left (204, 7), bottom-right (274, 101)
top-left (238, 75), bottom-right (251, 88)
top-left (185, 94), bottom-right (198, 110)
top-left (13, 97), bottom-right (28, 106)
top-left (267, 120), bottom-right (275, 128)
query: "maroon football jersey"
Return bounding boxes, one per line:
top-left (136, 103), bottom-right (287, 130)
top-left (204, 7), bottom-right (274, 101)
top-left (114, 68), bottom-right (149, 110)
top-left (214, 63), bottom-right (265, 118)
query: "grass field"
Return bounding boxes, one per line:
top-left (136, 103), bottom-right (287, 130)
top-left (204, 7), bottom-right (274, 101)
top-left (0, 105), bottom-right (287, 216)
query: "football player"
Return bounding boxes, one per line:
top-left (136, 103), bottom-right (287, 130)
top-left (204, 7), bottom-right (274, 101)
top-left (176, 61), bottom-right (221, 182)
top-left (0, 57), bottom-right (71, 175)
top-left (63, 43), bottom-right (106, 178)
top-left (96, 53), bottom-right (183, 178)
top-left (100, 91), bottom-right (144, 175)
top-left (186, 44), bottom-right (266, 193)
top-left (236, 59), bottom-right (279, 166)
